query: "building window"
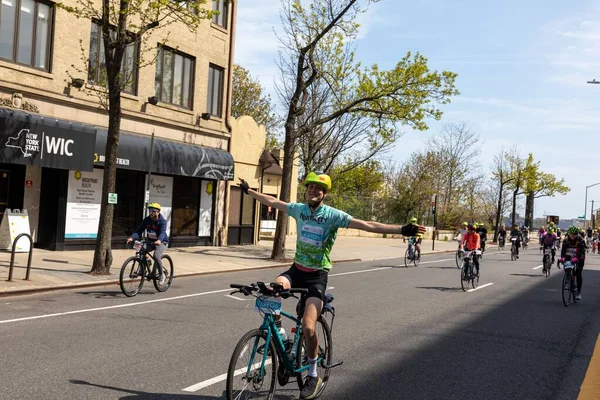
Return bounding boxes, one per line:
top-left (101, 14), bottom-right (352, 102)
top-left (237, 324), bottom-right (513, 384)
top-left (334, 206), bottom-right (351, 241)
top-left (88, 22), bottom-right (138, 94)
top-left (207, 64), bottom-right (224, 117)
top-left (0, 0), bottom-right (53, 71)
top-left (155, 46), bottom-right (194, 109)
top-left (212, 0), bottom-right (228, 29)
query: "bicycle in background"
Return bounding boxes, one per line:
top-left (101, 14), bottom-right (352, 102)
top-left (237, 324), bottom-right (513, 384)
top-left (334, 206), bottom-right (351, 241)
top-left (119, 239), bottom-right (174, 297)
top-left (404, 237), bottom-right (420, 267)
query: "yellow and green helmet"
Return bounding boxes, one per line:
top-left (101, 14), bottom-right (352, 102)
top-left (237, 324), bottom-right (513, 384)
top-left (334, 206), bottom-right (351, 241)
top-left (303, 172), bottom-right (332, 191)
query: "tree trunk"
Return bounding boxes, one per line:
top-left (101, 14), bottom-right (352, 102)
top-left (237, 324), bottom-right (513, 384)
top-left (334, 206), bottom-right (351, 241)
top-left (271, 129), bottom-right (295, 260)
top-left (90, 85), bottom-right (121, 274)
top-left (524, 192), bottom-right (534, 229)
top-left (494, 183), bottom-right (504, 242)
top-left (511, 189), bottom-right (518, 227)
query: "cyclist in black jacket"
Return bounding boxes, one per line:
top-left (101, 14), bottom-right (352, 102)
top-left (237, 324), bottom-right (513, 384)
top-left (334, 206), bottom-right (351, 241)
top-left (127, 202), bottom-right (169, 285)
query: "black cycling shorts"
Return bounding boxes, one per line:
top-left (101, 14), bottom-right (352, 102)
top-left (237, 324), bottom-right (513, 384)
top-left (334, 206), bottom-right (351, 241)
top-left (279, 264), bottom-right (328, 302)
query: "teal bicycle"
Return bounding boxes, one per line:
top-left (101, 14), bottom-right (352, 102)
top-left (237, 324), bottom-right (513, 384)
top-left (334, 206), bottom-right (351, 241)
top-left (226, 282), bottom-right (340, 400)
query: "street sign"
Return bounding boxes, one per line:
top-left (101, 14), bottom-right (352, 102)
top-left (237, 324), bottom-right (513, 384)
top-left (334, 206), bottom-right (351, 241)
top-left (108, 193), bottom-right (118, 204)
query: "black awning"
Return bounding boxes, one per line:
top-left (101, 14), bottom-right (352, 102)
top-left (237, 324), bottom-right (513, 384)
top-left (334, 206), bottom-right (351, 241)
top-left (0, 108), bottom-right (96, 171)
top-left (94, 129), bottom-right (234, 180)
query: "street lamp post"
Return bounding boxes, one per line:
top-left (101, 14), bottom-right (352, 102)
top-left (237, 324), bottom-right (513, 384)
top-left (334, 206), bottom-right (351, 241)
top-left (584, 183), bottom-right (600, 229)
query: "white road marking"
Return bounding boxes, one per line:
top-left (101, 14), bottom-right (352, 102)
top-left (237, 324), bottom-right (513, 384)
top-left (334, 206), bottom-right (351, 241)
top-left (533, 265), bottom-right (544, 270)
top-left (0, 288), bottom-right (233, 325)
top-left (183, 359), bottom-right (273, 392)
top-left (329, 267), bottom-right (392, 276)
top-left (225, 294), bottom-right (247, 301)
top-left (327, 286), bottom-right (335, 290)
top-left (467, 283), bottom-right (494, 292)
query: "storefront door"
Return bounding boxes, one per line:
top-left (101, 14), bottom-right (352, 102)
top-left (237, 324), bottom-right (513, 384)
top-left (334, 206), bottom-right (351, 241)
top-left (227, 187), bottom-right (256, 245)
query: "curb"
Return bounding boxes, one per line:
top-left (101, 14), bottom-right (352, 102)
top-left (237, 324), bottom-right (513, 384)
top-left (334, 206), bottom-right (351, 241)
top-left (0, 248), bottom-right (465, 297)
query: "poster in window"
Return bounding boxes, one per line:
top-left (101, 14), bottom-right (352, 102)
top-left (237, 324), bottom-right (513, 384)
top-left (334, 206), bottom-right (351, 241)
top-left (198, 180), bottom-right (213, 236)
top-left (65, 168), bottom-right (103, 238)
top-left (146, 174), bottom-right (173, 235)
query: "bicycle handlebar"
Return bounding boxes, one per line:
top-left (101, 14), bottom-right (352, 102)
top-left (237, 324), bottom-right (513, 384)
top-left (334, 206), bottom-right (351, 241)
top-left (230, 282), bottom-right (308, 298)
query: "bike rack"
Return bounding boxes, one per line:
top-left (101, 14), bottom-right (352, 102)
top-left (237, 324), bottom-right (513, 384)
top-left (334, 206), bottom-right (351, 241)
top-left (7, 233), bottom-right (33, 282)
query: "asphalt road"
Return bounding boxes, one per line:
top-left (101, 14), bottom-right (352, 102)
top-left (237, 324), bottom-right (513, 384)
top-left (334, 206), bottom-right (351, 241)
top-left (1, 247), bottom-right (600, 400)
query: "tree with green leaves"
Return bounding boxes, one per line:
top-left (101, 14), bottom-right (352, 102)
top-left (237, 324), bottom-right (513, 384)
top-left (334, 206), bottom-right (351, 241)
top-left (270, 0), bottom-right (459, 259)
top-left (523, 167), bottom-right (570, 228)
top-left (59, 0), bottom-right (213, 274)
top-left (326, 160), bottom-right (385, 220)
top-left (232, 64), bottom-right (280, 149)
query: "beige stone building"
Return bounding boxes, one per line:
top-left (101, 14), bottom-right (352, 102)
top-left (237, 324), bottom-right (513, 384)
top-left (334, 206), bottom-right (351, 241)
top-left (0, 0), bottom-right (294, 250)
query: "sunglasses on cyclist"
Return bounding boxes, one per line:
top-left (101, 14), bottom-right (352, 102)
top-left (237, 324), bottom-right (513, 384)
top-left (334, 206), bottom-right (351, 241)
top-left (148, 209), bottom-right (159, 213)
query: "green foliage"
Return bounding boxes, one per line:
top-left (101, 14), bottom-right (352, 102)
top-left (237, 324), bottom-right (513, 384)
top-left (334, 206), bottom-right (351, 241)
top-left (325, 160), bottom-right (385, 220)
top-left (232, 64), bottom-right (280, 149)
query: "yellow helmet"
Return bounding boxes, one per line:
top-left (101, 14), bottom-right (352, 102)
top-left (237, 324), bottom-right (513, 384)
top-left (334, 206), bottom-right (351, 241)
top-left (303, 172), bottom-right (332, 191)
top-left (147, 202), bottom-right (161, 211)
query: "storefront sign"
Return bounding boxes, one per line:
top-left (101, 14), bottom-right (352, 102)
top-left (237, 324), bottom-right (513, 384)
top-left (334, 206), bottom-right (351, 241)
top-left (65, 169), bottom-right (103, 238)
top-left (0, 108), bottom-right (96, 171)
top-left (0, 209), bottom-right (31, 252)
top-left (146, 175), bottom-right (173, 235)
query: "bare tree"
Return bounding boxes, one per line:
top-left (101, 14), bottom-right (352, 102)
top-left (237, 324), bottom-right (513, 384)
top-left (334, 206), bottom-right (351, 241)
top-left (490, 147), bottom-right (516, 241)
top-left (269, 0), bottom-right (459, 259)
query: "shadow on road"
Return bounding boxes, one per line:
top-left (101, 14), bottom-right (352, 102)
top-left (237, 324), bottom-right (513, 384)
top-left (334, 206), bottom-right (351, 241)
top-left (415, 286), bottom-right (463, 292)
top-left (329, 269), bottom-right (600, 400)
top-left (70, 379), bottom-right (298, 399)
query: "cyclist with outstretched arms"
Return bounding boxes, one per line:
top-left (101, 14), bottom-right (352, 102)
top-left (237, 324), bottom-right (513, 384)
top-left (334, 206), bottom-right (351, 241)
top-left (238, 173), bottom-right (425, 399)
top-left (559, 226), bottom-right (587, 301)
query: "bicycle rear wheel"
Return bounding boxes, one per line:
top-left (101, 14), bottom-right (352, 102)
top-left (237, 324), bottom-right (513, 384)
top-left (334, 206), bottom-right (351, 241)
top-left (471, 265), bottom-right (479, 289)
top-left (296, 316), bottom-right (333, 397)
top-left (119, 257), bottom-right (144, 297)
top-left (413, 252), bottom-right (420, 267)
top-left (543, 256), bottom-right (550, 278)
top-left (562, 271), bottom-right (572, 307)
top-left (511, 247), bottom-right (516, 261)
top-left (226, 329), bottom-right (277, 400)
top-left (153, 254), bottom-right (174, 292)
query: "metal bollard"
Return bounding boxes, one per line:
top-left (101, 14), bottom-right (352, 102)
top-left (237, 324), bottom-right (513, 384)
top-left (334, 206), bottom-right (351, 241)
top-left (7, 233), bottom-right (33, 282)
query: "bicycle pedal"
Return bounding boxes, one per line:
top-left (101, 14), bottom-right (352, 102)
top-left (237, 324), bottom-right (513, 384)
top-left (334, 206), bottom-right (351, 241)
top-left (322, 360), bottom-right (343, 369)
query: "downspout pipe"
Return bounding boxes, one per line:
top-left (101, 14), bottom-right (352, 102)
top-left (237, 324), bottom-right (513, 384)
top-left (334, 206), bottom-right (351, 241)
top-left (218, 0), bottom-right (236, 246)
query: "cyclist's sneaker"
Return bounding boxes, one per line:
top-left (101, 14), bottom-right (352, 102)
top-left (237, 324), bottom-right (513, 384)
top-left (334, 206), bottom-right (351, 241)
top-left (300, 376), bottom-right (322, 400)
top-left (158, 274), bottom-right (166, 285)
top-left (575, 292), bottom-right (582, 301)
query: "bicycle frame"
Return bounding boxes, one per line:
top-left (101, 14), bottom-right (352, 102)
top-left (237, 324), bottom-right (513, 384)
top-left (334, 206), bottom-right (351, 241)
top-left (246, 306), bottom-right (315, 380)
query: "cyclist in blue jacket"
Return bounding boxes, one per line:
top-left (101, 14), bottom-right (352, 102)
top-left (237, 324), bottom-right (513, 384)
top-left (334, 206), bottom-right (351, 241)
top-left (127, 202), bottom-right (169, 285)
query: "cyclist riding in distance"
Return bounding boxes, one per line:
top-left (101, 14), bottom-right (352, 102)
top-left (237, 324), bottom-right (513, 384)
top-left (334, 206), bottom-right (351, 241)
top-left (556, 227), bottom-right (562, 246)
top-left (510, 224), bottom-right (523, 259)
top-left (408, 217), bottom-right (423, 259)
top-left (476, 222), bottom-right (488, 255)
top-left (521, 225), bottom-right (530, 245)
top-left (460, 223), bottom-right (481, 275)
top-left (238, 172), bottom-right (425, 399)
top-left (126, 202), bottom-right (169, 285)
top-left (541, 226), bottom-right (558, 264)
top-left (455, 222), bottom-right (468, 249)
top-left (559, 226), bottom-right (587, 301)
top-left (498, 225), bottom-right (507, 247)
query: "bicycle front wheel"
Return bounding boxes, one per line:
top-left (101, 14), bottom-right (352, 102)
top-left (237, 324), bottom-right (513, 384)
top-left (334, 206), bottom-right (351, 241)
top-left (460, 262), bottom-right (469, 292)
top-left (455, 251), bottom-right (462, 268)
top-left (119, 257), bottom-right (144, 297)
top-left (562, 271), bottom-right (572, 307)
top-left (226, 329), bottom-right (278, 400)
top-left (404, 248), bottom-right (411, 268)
top-left (296, 316), bottom-right (333, 397)
top-left (153, 254), bottom-right (174, 292)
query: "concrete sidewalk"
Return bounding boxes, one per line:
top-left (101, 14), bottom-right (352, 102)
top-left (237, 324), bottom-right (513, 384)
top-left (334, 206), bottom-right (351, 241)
top-left (0, 236), bottom-right (460, 296)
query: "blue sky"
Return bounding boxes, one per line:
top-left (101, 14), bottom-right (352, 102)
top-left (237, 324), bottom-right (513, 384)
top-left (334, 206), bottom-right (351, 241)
top-left (234, 0), bottom-right (600, 220)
